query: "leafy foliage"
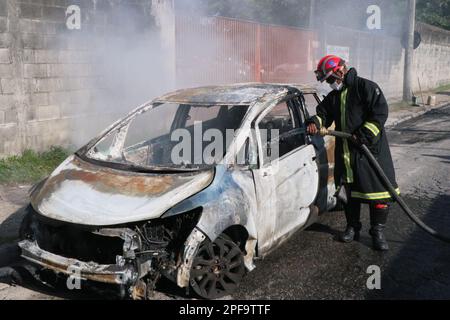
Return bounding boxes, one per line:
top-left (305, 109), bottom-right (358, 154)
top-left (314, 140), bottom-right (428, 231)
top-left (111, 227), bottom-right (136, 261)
top-left (416, 0), bottom-right (450, 30)
top-left (178, 0), bottom-right (450, 32)
top-left (177, 0), bottom-right (312, 27)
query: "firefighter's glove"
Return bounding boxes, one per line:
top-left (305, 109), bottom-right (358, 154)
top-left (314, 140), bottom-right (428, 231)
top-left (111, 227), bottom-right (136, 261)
top-left (306, 116), bottom-right (322, 129)
top-left (355, 124), bottom-right (381, 146)
top-left (306, 118), bottom-right (320, 136)
top-left (350, 134), bottom-right (364, 147)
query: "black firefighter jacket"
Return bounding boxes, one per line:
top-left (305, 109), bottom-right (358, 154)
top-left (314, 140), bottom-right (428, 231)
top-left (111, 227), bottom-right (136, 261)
top-left (309, 68), bottom-right (399, 203)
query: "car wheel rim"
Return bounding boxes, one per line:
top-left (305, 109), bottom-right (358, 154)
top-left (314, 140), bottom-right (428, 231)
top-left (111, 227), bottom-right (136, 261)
top-left (190, 236), bottom-right (245, 299)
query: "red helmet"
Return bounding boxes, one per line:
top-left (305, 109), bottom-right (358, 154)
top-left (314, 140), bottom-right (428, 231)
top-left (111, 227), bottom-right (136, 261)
top-left (315, 55), bottom-right (346, 82)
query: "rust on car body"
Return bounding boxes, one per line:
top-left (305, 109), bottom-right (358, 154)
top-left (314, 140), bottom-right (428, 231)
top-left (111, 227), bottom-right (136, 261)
top-left (19, 83), bottom-right (338, 300)
top-left (30, 155), bottom-right (215, 226)
top-left (34, 156), bottom-right (185, 200)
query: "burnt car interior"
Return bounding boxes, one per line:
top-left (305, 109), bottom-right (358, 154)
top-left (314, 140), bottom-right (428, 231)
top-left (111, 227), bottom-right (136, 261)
top-left (302, 93), bottom-right (320, 117)
top-left (259, 96), bottom-right (308, 162)
top-left (88, 103), bottom-right (249, 169)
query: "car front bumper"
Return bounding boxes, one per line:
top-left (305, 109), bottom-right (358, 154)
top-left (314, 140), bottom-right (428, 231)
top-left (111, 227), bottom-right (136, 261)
top-left (18, 240), bottom-right (135, 285)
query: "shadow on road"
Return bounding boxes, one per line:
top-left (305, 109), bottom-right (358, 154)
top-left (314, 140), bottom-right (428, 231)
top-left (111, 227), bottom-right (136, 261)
top-left (0, 206), bottom-right (27, 246)
top-left (389, 108), bottom-right (450, 145)
top-left (0, 263), bottom-right (124, 300)
top-left (421, 154), bottom-right (450, 165)
top-left (366, 194), bottom-right (450, 299)
top-left (306, 223), bottom-right (339, 238)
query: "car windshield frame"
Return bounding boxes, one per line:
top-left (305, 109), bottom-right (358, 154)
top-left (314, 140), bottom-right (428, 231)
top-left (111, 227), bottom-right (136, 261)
top-left (77, 101), bottom-right (251, 173)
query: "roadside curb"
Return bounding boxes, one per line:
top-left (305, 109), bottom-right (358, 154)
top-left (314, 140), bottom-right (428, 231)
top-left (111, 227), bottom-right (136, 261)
top-left (386, 101), bottom-right (450, 129)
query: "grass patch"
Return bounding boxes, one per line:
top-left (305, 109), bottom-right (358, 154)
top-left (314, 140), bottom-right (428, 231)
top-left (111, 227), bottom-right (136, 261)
top-left (0, 147), bottom-right (70, 185)
top-left (390, 100), bottom-right (411, 110)
top-left (434, 83), bottom-right (450, 93)
top-left (389, 100), bottom-right (423, 112)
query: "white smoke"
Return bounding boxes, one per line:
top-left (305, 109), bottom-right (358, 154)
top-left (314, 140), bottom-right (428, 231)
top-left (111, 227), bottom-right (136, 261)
top-left (66, 0), bottom-right (410, 148)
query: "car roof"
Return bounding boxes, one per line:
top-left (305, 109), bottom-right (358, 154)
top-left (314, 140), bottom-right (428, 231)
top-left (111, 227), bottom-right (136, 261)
top-left (155, 83), bottom-right (317, 105)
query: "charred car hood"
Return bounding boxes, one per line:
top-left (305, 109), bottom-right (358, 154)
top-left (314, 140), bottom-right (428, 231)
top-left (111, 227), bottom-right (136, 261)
top-left (31, 155), bottom-right (214, 226)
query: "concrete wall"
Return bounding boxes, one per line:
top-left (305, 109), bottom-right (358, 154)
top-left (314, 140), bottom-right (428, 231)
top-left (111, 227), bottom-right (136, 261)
top-left (414, 22), bottom-right (450, 92)
top-left (0, 0), bottom-right (155, 157)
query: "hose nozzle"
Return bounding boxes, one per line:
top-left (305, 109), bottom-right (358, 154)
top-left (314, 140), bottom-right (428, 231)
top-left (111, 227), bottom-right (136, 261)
top-left (319, 128), bottom-right (329, 137)
top-left (318, 128), bottom-right (353, 140)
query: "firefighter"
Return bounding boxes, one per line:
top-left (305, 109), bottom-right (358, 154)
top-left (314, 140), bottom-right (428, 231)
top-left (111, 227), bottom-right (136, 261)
top-left (306, 55), bottom-right (399, 251)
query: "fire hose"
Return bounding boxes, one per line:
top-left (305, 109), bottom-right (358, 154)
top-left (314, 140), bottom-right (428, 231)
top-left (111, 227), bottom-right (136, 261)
top-left (318, 128), bottom-right (450, 244)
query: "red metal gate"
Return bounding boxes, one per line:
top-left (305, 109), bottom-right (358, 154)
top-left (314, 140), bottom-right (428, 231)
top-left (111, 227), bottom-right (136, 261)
top-left (175, 15), bottom-right (317, 88)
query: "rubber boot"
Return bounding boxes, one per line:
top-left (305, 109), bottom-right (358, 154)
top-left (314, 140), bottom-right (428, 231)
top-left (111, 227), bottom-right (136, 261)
top-left (339, 201), bottom-right (362, 243)
top-left (369, 204), bottom-right (390, 251)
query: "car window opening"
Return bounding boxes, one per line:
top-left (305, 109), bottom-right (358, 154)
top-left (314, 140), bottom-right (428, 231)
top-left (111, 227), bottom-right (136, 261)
top-left (85, 103), bottom-right (250, 171)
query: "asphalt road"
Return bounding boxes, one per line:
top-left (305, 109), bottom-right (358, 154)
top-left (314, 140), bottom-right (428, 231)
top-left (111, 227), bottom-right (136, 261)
top-left (1, 105), bottom-right (449, 300)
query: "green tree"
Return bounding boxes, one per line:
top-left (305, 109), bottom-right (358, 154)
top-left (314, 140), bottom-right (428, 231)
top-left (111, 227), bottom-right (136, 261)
top-left (196, 0), bottom-right (409, 34)
top-left (200, 0), bottom-right (311, 27)
top-left (181, 0), bottom-right (450, 34)
top-left (416, 0), bottom-right (450, 30)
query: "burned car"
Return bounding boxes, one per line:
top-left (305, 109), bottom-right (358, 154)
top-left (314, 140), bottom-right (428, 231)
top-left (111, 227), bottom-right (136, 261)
top-left (19, 83), bottom-right (336, 299)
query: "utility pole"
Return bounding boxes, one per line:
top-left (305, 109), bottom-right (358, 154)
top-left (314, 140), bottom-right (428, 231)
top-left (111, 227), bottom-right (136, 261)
top-left (403, 0), bottom-right (416, 103)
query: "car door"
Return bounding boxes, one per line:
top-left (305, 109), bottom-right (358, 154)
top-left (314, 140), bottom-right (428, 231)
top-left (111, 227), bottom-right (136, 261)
top-left (302, 92), bottom-right (338, 212)
top-left (252, 96), bottom-right (319, 253)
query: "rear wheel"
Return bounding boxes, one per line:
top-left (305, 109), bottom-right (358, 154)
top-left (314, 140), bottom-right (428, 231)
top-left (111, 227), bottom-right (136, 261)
top-left (190, 234), bottom-right (245, 299)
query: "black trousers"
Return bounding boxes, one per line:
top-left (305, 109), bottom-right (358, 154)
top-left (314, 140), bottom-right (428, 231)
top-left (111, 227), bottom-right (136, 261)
top-left (343, 185), bottom-right (389, 229)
